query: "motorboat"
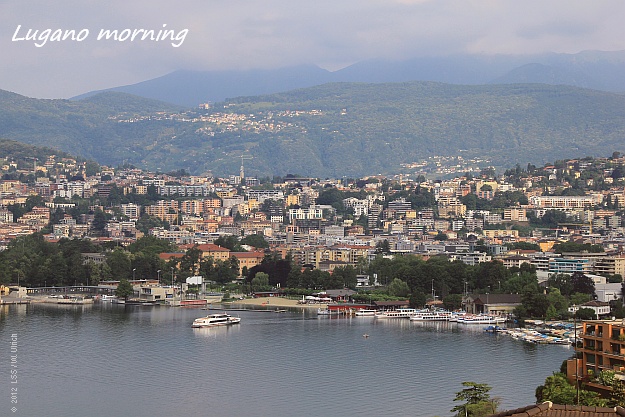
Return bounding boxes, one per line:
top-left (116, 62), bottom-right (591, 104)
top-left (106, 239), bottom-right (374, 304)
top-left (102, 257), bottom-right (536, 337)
top-left (192, 313), bottom-right (241, 328)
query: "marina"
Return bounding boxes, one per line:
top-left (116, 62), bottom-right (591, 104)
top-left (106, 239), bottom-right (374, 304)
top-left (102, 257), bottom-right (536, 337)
top-left (1, 302), bottom-right (573, 417)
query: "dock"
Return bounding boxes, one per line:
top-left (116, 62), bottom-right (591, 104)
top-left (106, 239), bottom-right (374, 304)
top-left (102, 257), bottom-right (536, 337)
top-left (0, 298), bottom-right (30, 305)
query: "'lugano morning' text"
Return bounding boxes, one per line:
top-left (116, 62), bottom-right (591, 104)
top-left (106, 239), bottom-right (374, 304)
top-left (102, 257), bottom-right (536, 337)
top-left (12, 24), bottom-right (189, 48)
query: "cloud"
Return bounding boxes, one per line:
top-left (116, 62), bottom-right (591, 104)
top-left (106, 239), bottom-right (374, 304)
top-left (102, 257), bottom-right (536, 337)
top-left (1, 0), bottom-right (624, 98)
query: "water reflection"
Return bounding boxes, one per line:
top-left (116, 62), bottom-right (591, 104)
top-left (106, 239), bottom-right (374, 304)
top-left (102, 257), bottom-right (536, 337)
top-left (1, 303), bottom-right (575, 417)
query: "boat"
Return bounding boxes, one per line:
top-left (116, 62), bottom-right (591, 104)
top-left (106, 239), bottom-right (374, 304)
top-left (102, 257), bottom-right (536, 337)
top-left (483, 325), bottom-right (506, 332)
top-left (100, 295), bottom-right (117, 302)
top-left (317, 308), bottom-right (340, 315)
top-left (448, 312), bottom-right (466, 322)
top-left (456, 314), bottom-right (507, 325)
top-left (409, 311), bottom-right (453, 321)
top-left (124, 299), bottom-right (157, 306)
top-left (354, 309), bottom-right (377, 316)
top-left (192, 313), bottom-right (241, 328)
top-left (375, 308), bottom-right (417, 319)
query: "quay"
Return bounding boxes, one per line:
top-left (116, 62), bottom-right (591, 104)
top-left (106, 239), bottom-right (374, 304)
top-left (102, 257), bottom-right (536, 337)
top-left (0, 297), bottom-right (30, 305)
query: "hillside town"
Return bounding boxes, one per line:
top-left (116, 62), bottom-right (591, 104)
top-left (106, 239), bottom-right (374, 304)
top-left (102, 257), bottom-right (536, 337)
top-left (1, 152), bottom-right (625, 289)
top-left (3, 151), bottom-right (625, 410)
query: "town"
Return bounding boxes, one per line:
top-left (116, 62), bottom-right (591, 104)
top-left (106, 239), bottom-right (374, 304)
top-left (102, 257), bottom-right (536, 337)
top-left (0, 150), bottom-right (624, 296)
top-left (2, 147), bottom-right (625, 410)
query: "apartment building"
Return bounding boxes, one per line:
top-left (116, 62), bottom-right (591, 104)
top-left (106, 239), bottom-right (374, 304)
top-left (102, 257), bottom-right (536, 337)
top-left (530, 195), bottom-right (599, 210)
top-left (570, 319), bottom-right (625, 395)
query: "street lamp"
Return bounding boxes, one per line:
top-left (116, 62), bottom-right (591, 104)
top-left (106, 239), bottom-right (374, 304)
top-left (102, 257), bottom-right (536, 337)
top-left (157, 270), bottom-right (161, 285)
top-left (573, 304), bottom-right (579, 404)
top-left (132, 268), bottom-right (136, 281)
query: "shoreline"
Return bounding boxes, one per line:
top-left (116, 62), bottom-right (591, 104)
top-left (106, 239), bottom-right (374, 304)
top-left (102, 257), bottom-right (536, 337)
top-left (228, 296), bottom-right (327, 309)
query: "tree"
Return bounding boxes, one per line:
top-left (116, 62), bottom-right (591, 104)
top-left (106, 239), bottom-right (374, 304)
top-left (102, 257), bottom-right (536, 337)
top-left (106, 248), bottom-right (132, 280)
top-left (576, 307), bottom-right (596, 320)
top-left (331, 265), bottom-right (358, 289)
top-left (240, 233), bottom-right (269, 249)
top-left (375, 239), bottom-right (391, 255)
top-left (443, 293), bottom-right (463, 311)
top-left (251, 272), bottom-right (270, 292)
top-left (115, 278), bottom-right (134, 301)
top-left (536, 372), bottom-right (607, 406)
top-left (214, 235), bottom-right (244, 252)
top-left (387, 278), bottom-right (410, 298)
top-left (546, 288), bottom-right (568, 318)
top-left (571, 272), bottom-right (596, 297)
top-left (539, 210), bottom-right (567, 229)
top-left (451, 382), bottom-right (499, 417)
top-left (91, 209), bottom-right (108, 234)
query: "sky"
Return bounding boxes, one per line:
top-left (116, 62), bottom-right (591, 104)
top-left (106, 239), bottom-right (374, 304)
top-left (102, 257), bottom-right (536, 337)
top-left (1, 0), bottom-right (624, 99)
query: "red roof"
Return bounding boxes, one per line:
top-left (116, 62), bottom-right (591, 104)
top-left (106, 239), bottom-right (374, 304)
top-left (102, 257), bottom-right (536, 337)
top-left (159, 253), bottom-right (185, 260)
top-left (196, 244), bottom-right (230, 252)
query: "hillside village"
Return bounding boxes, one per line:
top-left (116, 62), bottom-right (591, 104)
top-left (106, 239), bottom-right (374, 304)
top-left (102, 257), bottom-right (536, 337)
top-left (1, 151), bottom-right (625, 307)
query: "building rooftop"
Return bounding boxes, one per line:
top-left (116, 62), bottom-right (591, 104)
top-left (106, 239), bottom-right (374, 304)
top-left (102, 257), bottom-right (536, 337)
top-left (489, 402), bottom-right (625, 417)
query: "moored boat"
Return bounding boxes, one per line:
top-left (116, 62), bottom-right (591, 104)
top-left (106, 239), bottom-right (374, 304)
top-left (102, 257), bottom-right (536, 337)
top-left (375, 308), bottom-right (417, 319)
top-left (409, 311), bottom-right (453, 321)
top-left (354, 309), bottom-right (377, 316)
top-left (456, 314), bottom-right (506, 325)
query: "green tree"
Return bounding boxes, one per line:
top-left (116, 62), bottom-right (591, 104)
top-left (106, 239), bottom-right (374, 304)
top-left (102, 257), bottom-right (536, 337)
top-left (251, 272), bottom-right (270, 292)
top-left (331, 265), bottom-right (358, 289)
top-left (91, 209), bottom-right (108, 234)
top-left (387, 278), bottom-right (410, 298)
top-left (443, 293), bottom-right (463, 311)
top-left (115, 278), bottom-right (134, 301)
top-left (214, 235), bottom-right (244, 252)
top-left (106, 248), bottom-right (132, 280)
top-left (240, 233), bottom-right (269, 249)
top-left (375, 239), bottom-right (391, 255)
top-left (571, 272), bottom-right (596, 296)
top-left (451, 382), bottom-right (499, 417)
top-left (536, 372), bottom-right (607, 406)
top-left (576, 307), bottom-right (596, 320)
top-left (546, 288), bottom-right (568, 318)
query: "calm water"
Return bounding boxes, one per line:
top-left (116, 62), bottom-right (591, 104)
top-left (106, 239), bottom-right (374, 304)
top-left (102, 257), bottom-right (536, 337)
top-left (1, 303), bottom-right (572, 417)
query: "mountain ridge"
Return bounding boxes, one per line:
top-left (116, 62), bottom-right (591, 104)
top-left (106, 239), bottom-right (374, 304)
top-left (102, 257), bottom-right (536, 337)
top-left (70, 50), bottom-right (625, 107)
top-left (2, 81), bottom-right (625, 177)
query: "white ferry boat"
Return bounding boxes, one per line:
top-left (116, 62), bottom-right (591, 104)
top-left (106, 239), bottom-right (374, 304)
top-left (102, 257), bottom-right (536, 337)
top-left (456, 314), bottom-right (506, 325)
top-left (192, 313), bottom-right (241, 328)
top-left (409, 311), bottom-right (453, 321)
top-left (375, 308), bottom-right (417, 319)
top-left (354, 309), bottom-right (377, 316)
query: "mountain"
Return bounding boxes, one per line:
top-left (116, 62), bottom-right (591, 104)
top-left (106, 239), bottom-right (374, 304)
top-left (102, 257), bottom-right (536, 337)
top-left (0, 138), bottom-right (82, 169)
top-left (72, 65), bottom-right (334, 108)
top-left (3, 82), bottom-right (625, 178)
top-left (71, 51), bottom-right (625, 107)
top-left (0, 90), bottom-right (184, 167)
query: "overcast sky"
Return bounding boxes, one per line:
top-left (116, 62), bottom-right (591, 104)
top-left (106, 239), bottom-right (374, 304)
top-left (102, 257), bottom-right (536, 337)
top-left (1, 0), bottom-right (624, 99)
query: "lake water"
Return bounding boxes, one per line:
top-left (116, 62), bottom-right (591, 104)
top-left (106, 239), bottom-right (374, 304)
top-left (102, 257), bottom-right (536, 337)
top-left (1, 303), bottom-right (572, 417)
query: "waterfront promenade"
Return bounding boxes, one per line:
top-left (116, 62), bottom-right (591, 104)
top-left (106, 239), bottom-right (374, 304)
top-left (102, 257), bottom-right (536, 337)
top-left (231, 296), bottom-right (327, 309)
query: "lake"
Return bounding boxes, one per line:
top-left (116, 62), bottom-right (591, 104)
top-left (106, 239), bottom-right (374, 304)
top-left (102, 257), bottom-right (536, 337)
top-left (1, 303), bottom-right (573, 417)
